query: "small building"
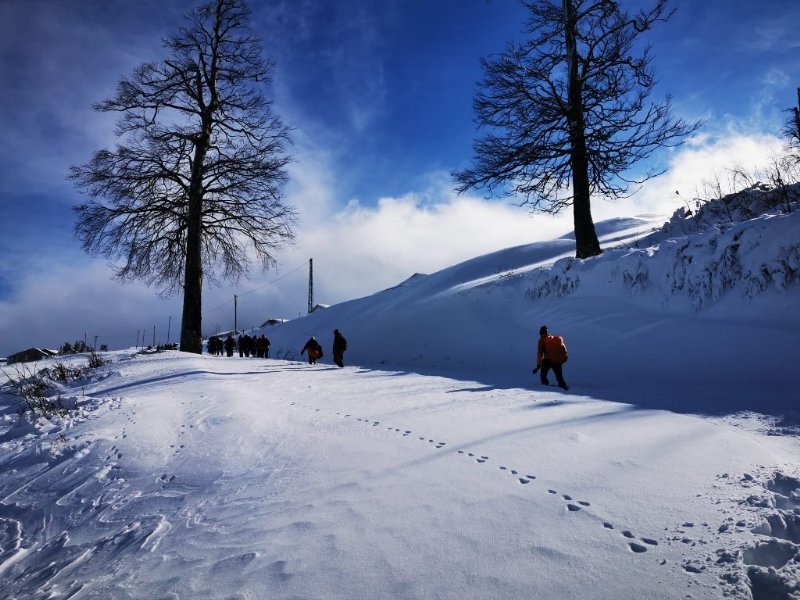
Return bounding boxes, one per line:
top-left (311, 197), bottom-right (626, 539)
top-left (260, 318), bottom-right (288, 327)
top-left (6, 348), bottom-right (58, 365)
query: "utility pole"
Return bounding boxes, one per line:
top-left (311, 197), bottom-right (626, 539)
top-left (136, 330), bottom-right (139, 349)
top-left (94, 335), bottom-right (98, 350)
top-left (153, 325), bottom-right (156, 347)
top-left (234, 294), bottom-right (238, 334)
top-left (308, 258), bottom-right (314, 314)
top-left (167, 316), bottom-right (172, 345)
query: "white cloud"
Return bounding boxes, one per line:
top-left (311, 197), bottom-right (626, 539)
top-left (594, 131), bottom-right (787, 220)
top-left (277, 168), bottom-right (572, 304)
top-left (0, 262), bottom-right (181, 355)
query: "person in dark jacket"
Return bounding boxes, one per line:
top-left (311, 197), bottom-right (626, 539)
top-left (533, 325), bottom-right (569, 390)
top-left (224, 334), bottom-right (236, 358)
top-left (332, 329), bottom-right (347, 368)
top-left (301, 336), bottom-right (323, 364)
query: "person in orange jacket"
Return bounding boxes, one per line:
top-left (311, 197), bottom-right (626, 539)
top-left (533, 325), bottom-right (569, 390)
top-left (301, 336), bottom-right (323, 364)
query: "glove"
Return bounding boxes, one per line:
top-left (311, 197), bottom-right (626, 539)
top-left (531, 367), bottom-right (539, 374)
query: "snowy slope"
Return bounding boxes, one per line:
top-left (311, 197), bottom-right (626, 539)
top-left (264, 206), bottom-right (800, 418)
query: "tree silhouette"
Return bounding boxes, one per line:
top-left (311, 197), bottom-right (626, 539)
top-left (785, 86), bottom-right (800, 155)
top-left (454, 0), bottom-right (700, 258)
top-left (70, 0), bottom-right (295, 353)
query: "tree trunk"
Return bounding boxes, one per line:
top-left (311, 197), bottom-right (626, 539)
top-left (564, 0), bottom-right (601, 259)
top-left (179, 195), bottom-right (203, 353)
top-left (179, 122), bottom-right (212, 354)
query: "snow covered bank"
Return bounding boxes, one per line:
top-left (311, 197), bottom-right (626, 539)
top-left (1, 352), bottom-right (798, 598)
top-left (263, 207), bottom-right (799, 421)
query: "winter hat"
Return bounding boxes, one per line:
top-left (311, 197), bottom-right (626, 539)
top-left (334, 329), bottom-right (340, 335)
top-left (539, 325), bottom-right (548, 336)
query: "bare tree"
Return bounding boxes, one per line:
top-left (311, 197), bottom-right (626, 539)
top-left (70, 0), bottom-right (296, 354)
top-left (454, 0), bottom-right (700, 258)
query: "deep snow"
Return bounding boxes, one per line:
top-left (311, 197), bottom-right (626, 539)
top-left (2, 196), bottom-right (799, 599)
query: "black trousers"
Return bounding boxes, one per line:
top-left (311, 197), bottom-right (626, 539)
top-left (540, 359), bottom-right (567, 387)
top-left (333, 352), bottom-right (344, 368)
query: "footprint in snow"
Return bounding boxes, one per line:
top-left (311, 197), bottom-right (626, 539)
top-left (567, 504), bottom-right (581, 512)
top-left (641, 538), bottom-right (658, 546)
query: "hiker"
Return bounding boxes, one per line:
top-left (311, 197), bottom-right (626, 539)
top-left (255, 334), bottom-right (270, 358)
top-left (301, 336), bottom-right (323, 365)
top-left (224, 334), bottom-right (236, 358)
top-left (534, 325), bottom-right (569, 390)
top-left (332, 329), bottom-right (348, 368)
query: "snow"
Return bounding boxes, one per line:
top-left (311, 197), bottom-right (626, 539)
top-left (2, 196), bottom-right (799, 599)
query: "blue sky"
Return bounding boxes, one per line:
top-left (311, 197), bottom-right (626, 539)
top-left (1, 0), bottom-right (798, 356)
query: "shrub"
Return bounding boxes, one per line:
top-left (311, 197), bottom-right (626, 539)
top-left (2, 364), bottom-right (71, 419)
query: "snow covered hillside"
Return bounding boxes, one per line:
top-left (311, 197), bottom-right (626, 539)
top-left (265, 199), bottom-right (800, 420)
top-left (1, 196), bottom-right (799, 599)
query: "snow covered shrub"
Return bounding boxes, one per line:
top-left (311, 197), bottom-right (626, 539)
top-left (613, 251), bottom-right (652, 294)
top-left (525, 204), bottom-right (800, 310)
top-left (49, 362), bottom-right (84, 383)
top-left (87, 350), bottom-right (106, 369)
top-left (657, 212), bottom-right (800, 308)
top-left (2, 364), bottom-right (71, 419)
top-left (524, 257), bottom-right (581, 300)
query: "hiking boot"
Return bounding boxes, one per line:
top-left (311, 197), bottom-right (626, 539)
top-left (559, 382), bottom-right (569, 390)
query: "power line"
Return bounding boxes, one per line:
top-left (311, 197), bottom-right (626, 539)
top-left (202, 260), bottom-right (309, 317)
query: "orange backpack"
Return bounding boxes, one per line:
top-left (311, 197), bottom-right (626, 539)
top-left (544, 335), bottom-right (568, 364)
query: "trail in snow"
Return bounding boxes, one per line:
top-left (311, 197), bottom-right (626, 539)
top-left (1, 347), bottom-right (799, 599)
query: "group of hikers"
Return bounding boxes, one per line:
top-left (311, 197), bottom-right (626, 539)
top-left (208, 329), bottom-right (349, 369)
top-left (300, 329), bottom-right (348, 367)
top-left (206, 324), bottom-right (569, 389)
top-left (207, 333), bottom-right (272, 358)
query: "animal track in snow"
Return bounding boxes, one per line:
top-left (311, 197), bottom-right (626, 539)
top-left (289, 399), bottom-right (659, 556)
